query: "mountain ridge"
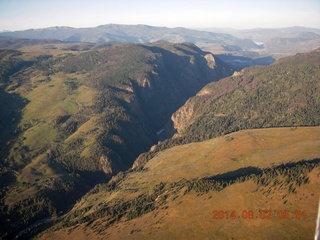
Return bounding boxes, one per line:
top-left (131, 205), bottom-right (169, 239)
top-left (166, 48), bottom-right (320, 139)
top-left (219, 26), bottom-right (320, 58)
top-left (0, 24), bottom-right (261, 52)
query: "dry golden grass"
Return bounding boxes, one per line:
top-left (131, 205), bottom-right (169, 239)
top-left (41, 169), bottom-right (319, 240)
top-left (126, 127), bottom-right (320, 187)
top-left (38, 126), bottom-right (320, 240)
top-left (18, 44), bottom-right (83, 57)
top-left (5, 59), bottom-right (100, 206)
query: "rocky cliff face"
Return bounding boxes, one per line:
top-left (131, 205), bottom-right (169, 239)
top-left (163, 48), bottom-right (320, 142)
top-left (163, 68), bottom-right (244, 139)
top-left (166, 98), bottom-right (195, 138)
top-left (130, 43), bottom-right (233, 132)
top-left (133, 48), bottom-right (320, 172)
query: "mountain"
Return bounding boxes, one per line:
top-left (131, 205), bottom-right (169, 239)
top-left (132, 48), bottom-right (320, 168)
top-left (263, 32), bottom-right (320, 58)
top-left (217, 27), bottom-right (320, 59)
top-left (231, 26), bottom-right (320, 43)
top-left (1, 37), bottom-right (319, 239)
top-left (0, 37), bottom-right (274, 72)
top-left (31, 47), bottom-right (320, 240)
top-left (2, 24), bottom-right (319, 62)
top-left (0, 24), bottom-right (261, 52)
top-left (163, 48), bottom-right (320, 141)
top-left (0, 41), bottom-right (233, 239)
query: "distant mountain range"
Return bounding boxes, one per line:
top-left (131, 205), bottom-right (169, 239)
top-left (206, 26), bottom-right (320, 58)
top-left (1, 24), bottom-right (319, 61)
top-left (0, 24), bottom-right (260, 52)
top-left (229, 26), bottom-right (320, 42)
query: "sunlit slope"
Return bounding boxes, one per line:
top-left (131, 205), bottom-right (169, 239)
top-left (135, 127), bottom-right (320, 182)
top-left (38, 126), bottom-right (320, 239)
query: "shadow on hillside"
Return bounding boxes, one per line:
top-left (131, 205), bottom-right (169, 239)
top-left (206, 166), bottom-right (262, 182)
top-left (0, 89), bottom-right (28, 168)
top-left (205, 158), bottom-right (320, 183)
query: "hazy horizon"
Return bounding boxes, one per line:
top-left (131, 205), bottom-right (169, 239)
top-left (1, 23), bottom-right (320, 33)
top-left (0, 0), bottom-right (319, 32)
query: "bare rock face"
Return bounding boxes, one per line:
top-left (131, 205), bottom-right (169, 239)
top-left (99, 155), bottom-right (113, 174)
top-left (204, 53), bottom-right (216, 69)
top-left (131, 159), bottom-right (140, 170)
top-left (131, 154), bottom-right (146, 170)
top-left (170, 99), bottom-right (195, 138)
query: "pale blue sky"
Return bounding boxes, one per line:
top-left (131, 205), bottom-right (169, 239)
top-left (0, 0), bottom-right (319, 31)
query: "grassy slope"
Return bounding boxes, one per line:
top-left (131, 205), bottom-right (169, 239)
top-left (38, 126), bottom-right (320, 239)
top-left (138, 127), bottom-right (320, 183)
top-left (0, 47), bottom-right (112, 239)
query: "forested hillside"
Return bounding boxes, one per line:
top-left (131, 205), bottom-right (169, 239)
top-left (134, 48), bottom-right (320, 168)
top-left (175, 48), bottom-right (320, 139)
top-left (0, 41), bottom-right (232, 239)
